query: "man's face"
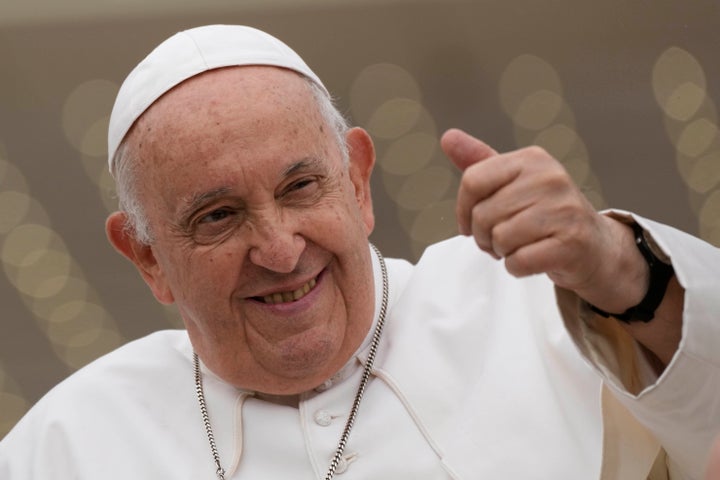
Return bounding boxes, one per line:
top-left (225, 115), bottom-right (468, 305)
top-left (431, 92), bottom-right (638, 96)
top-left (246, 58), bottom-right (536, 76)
top-left (118, 67), bottom-right (376, 395)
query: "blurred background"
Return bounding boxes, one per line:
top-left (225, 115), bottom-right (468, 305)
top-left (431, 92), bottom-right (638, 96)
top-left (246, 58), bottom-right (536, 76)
top-left (1, 0), bottom-right (719, 437)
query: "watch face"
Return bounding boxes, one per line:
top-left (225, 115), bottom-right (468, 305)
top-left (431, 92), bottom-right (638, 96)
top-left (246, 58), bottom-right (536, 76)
top-left (641, 229), bottom-right (672, 265)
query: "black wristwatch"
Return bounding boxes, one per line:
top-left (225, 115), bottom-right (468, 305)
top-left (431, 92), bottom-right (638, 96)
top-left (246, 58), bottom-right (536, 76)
top-left (589, 222), bottom-right (675, 323)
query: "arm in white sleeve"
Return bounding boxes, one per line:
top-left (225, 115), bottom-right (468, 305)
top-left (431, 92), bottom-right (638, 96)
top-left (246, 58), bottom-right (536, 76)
top-left (559, 212), bottom-right (720, 480)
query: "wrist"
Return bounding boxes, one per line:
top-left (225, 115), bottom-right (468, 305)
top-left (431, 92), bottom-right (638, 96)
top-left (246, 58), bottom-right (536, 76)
top-left (589, 222), bottom-right (674, 323)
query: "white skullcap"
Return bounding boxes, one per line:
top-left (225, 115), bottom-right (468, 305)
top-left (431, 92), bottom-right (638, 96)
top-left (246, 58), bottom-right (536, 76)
top-left (107, 24), bottom-right (327, 171)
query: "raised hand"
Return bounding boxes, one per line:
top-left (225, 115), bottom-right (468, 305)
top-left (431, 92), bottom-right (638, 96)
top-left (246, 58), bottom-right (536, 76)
top-left (441, 128), bottom-right (683, 364)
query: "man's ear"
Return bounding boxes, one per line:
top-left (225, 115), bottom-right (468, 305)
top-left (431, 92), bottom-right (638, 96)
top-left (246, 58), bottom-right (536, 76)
top-left (345, 127), bottom-right (376, 235)
top-left (105, 212), bottom-right (174, 305)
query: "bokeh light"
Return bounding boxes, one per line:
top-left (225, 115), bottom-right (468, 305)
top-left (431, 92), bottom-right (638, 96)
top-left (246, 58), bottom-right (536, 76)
top-left (62, 79), bottom-right (117, 156)
top-left (512, 89), bottom-right (564, 131)
top-left (351, 62), bottom-right (459, 258)
top-left (652, 47), bottom-right (707, 122)
top-left (380, 132), bottom-right (437, 176)
top-left (366, 98), bottom-right (424, 139)
top-left (0, 190), bottom-right (31, 234)
top-left (675, 118), bottom-right (719, 159)
top-left (533, 124), bottom-right (591, 185)
top-left (652, 46), bottom-right (720, 245)
top-left (62, 78), bottom-right (119, 214)
top-left (499, 54), bottom-right (606, 209)
top-left (0, 140), bottom-right (125, 374)
top-left (394, 166), bottom-right (455, 211)
top-left (499, 55), bottom-right (563, 126)
top-left (350, 63), bottom-right (422, 127)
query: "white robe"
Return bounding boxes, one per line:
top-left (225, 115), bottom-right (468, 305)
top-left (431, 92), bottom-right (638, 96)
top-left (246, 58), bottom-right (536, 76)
top-left (1, 214), bottom-right (718, 479)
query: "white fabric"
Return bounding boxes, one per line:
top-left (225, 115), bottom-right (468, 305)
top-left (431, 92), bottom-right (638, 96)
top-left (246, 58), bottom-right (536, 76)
top-left (562, 212), bottom-right (720, 478)
top-left (107, 25), bottom-right (327, 169)
top-left (1, 217), bottom-right (719, 479)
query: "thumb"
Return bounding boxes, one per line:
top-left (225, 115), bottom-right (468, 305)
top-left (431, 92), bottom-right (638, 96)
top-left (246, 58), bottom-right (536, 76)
top-left (441, 128), bottom-right (498, 171)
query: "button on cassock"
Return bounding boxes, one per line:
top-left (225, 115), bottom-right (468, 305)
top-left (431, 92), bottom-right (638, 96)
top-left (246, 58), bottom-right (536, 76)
top-left (313, 410), bottom-right (333, 426)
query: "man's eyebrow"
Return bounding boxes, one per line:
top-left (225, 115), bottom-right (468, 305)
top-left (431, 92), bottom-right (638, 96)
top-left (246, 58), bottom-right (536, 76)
top-left (176, 158), bottom-right (323, 220)
top-left (177, 186), bottom-right (234, 221)
top-left (282, 157), bottom-right (323, 177)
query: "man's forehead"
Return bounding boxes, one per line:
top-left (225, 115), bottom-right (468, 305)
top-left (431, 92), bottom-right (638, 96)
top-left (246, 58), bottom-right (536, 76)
top-left (129, 75), bottom-right (333, 188)
top-left (140, 66), bottom-right (312, 119)
top-left (107, 24), bottom-right (327, 172)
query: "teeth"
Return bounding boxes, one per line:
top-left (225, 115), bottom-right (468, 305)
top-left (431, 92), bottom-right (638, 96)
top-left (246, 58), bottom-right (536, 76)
top-left (262, 278), bottom-right (317, 305)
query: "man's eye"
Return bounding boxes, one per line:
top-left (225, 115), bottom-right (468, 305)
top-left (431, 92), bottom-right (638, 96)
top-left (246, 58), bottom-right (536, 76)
top-left (288, 178), bottom-right (314, 191)
top-left (282, 177), bottom-right (320, 198)
top-left (199, 208), bottom-right (233, 224)
top-left (189, 207), bottom-right (242, 245)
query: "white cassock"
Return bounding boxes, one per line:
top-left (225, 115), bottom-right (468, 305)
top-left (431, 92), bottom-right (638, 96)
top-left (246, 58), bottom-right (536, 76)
top-left (1, 213), bottom-right (718, 479)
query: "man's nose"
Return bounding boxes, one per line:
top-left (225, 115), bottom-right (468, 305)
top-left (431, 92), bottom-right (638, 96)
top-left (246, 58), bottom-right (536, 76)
top-left (247, 214), bottom-right (306, 273)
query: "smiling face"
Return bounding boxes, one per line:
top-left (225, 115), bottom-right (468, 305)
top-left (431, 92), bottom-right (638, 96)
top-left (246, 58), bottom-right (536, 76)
top-left (107, 66), bottom-right (377, 394)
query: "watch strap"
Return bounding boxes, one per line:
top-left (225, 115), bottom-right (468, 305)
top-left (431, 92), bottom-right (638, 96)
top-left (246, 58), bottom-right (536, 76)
top-left (589, 222), bottom-right (674, 323)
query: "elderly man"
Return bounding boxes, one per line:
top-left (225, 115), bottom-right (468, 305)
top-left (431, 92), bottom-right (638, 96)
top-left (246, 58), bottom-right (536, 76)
top-left (1, 25), bottom-right (719, 479)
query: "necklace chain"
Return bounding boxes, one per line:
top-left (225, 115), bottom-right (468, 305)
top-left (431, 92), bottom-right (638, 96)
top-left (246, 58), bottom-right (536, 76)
top-left (193, 354), bottom-right (225, 479)
top-left (193, 244), bottom-right (389, 480)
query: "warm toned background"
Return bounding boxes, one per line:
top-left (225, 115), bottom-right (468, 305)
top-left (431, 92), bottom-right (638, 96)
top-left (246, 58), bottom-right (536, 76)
top-left (1, 0), bottom-right (719, 437)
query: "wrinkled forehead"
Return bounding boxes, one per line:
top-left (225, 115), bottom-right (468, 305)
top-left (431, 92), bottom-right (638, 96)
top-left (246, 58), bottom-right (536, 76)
top-left (131, 65), bottom-right (324, 154)
top-left (107, 24), bottom-right (327, 172)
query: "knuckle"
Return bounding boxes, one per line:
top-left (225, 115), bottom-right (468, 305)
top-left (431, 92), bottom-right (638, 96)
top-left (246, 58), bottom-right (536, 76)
top-left (524, 145), bottom-right (549, 159)
top-left (547, 169), bottom-right (571, 187)
top-left (471, 225), bottom-right (492, 252)
top-left (460, 168), bottom-right (479, 191)
top-left (504, 253), bottom-right (532, 278)
top-left (470, 204), bottom-right (490, 230)
top-left (490, 223), bottom-right (510, 255)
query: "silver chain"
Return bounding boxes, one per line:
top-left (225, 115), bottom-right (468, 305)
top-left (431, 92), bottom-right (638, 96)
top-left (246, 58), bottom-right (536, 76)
top-left (194, 244), bottom-right (389, 480)
top-left (194, 352), bottom-right (226, 480)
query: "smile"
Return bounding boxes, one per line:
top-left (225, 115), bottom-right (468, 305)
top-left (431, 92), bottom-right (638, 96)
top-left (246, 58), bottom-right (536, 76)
top-left (259, 277), bottom-right (317, 305)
